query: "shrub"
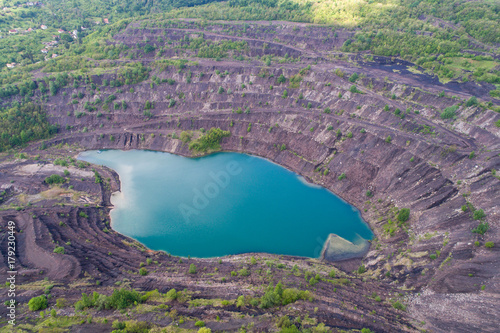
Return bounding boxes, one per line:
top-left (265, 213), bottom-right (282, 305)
top-left (189, 264), bottom-right (197, 274)
top-left (53, 246), bottom-right (65, 254)
top-left (218, 86), bottom-right (224, 94)
top-left (385, 135), bottom-right (392, 143)
top-left (348, 72), bottom-right (359, 83)
top-left (429, 254), bottom-right (437, 260)
top-left (108, 289), bottom-right (141, 309)
top-left (164, 289), bottom-right (177, 302)
top-left (440, 105), bottom-right (458, 119)
top-left (28, 295), bottom-right (48, 311)
top-left (397, 208), bottom-right (410, 222)
top-left (139, 267), bottom-right (148, 276)
top-left (45, 174), bottom-right (65, 184)
top-left (472, 222), bottom-right (489, 235)
top-left (195, 321), bottom-right (205, 327)
top-left (349, 85), bottom-right (359, 93)
top-left (469, 151), bottom-right (475, 159)
top-left (180, 131), bottom-right (192, 143)
top-left (485, 242), bottom-right (494, 248)
top-left (79, 212), bottom-right (88, 218)
top-left (357, 265), bottom-right (366, 274)
top-left (346, 131), bottom-right (353, 138)
top-left (239, 268), bottom-right (250, 277)
top-left (338, 173), bottom-right (346, 181)
top-left (189, 128), bottom-right (230, 153)
top-left (198, 328), bottom-right (212, 333)
top-left (392, 301), bottom-right (406, 311)
top-left (465, 96), bottom-right (478, 107)
top-left (112, 320), bottom-right (126, 330)
top-left (473, 209), bottom-right (485, 220)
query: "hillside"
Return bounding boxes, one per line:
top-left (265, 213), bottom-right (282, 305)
top-left (0, 1), bottom-right (499, 333)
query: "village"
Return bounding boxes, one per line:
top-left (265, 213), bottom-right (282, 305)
top-left (2, 2), bottom-right (110, 69)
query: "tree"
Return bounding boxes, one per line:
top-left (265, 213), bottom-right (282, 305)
top-left (189, 264), bottom-right (197, 274)
top-left (277, 74), bottom-right (286, 84)
top-left (385, 135), bottom-right (392, 143)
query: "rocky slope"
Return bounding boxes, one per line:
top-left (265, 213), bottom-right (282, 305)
top-left (0, 19), bottom-right (499, 332)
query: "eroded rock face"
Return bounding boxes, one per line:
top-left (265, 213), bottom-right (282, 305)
top-left (0, 19), bottom-right (499, 332)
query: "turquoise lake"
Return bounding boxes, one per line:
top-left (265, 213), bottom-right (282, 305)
top-left (78, 150), bottom-right (373, 258)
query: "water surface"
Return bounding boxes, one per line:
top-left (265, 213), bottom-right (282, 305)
top-left (79, 150), bottom-right (372, 258)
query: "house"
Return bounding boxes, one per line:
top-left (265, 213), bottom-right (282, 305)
top-left (8, 29), bottom-right (17, 34)
top-left (41, 48), bottom-right (48, 53)
top-left (27, 2), bottom-right (34, 6)
top-left (57, 29), bottom-right (65, 33)
top-left (27, 28), bottom-right (32, 32)
top-left (6, 63), bottom-right (16, 68)
top-left (72, 30), bottom-right (78, 38)
top-left (103, 18), bottom-right (109, 24)
top-left (51, 53), bottom-right (58, 58)
top-left (81, 26), bottom-right (87, 30)
top-left (41, 25), bottom-right (47, 30)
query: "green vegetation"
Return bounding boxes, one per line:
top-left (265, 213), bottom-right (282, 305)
top-left (45, 174), bottom-right (65, 185)
top-left (166, 288), bottom-right (178, 300)
top-left (74, 288), bottom-right (142, 311)
top-left (397, 208), bottom-right (410, 222)
top-left (473, 209), bottom-right (486, 220)
top-left (188, 128), bottom-right (230, 153)
top-left (472, 222), bottom-right (489, 235)
top-left (337, 173), bottom-right (346, 181)
top-left (0, 103), bottom-right (57, 152)
top-left (53, 246), bottom-right (65, 254)
top-left (392, 300), bottom-right (406, 311)
top-left (260, 282), bottom-right (311, 309)
top-left (485, 242), bottom-right (494, 248)
top-left (440, 105), bottom-right (459, 120)
top-left (189, 263), bottom-right (197, 274)
top-left (28, 295), bottom-right (48, 311)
